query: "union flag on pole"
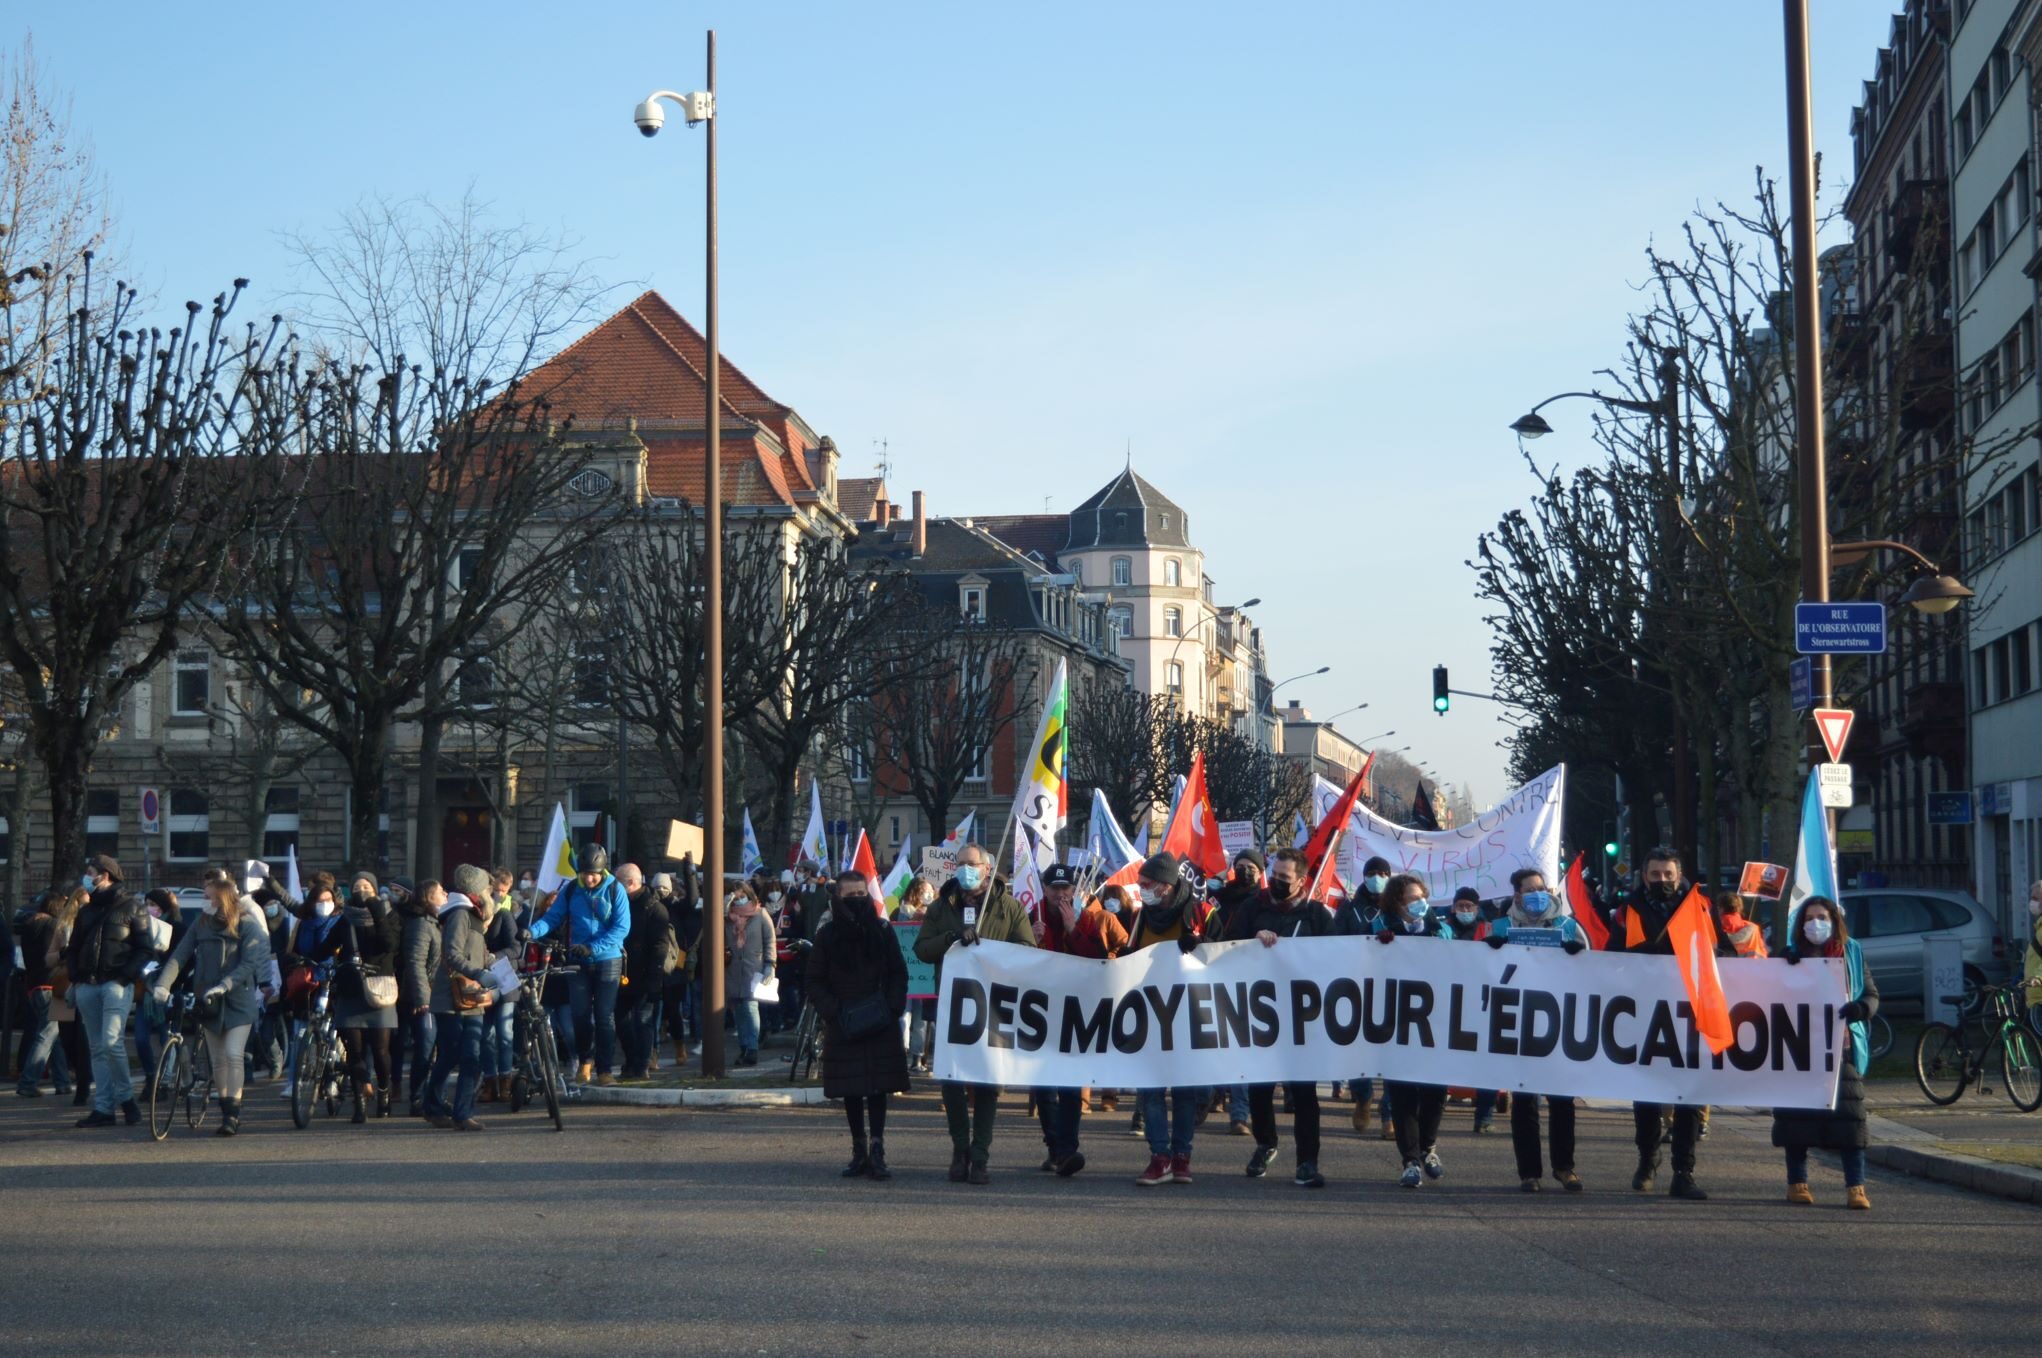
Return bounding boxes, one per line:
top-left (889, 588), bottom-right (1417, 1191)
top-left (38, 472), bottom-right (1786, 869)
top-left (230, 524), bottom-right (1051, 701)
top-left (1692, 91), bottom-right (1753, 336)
top-left (1299, 759), bottom-right (1371, 883)
top-left (1564, 852), bottom-right (1609, 951)
top-left (1161, 751), bottom-right (1228, 879)
top-left (1667, 885), bottom-right (1734, 1055)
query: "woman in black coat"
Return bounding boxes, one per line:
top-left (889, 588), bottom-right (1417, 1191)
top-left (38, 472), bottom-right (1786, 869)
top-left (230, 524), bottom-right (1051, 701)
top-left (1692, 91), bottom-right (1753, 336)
top-left (804, 870), bottom-right (909, 1181)
top-left (1771, 896), bottom-right (1879, 1211)
top-left (317, 872), bottom-right (403, 1121)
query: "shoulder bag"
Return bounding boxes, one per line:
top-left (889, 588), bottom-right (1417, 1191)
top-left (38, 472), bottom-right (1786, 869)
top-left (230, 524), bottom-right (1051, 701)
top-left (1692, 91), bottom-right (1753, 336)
top-left (835, 991), bottom-right (894, 1042)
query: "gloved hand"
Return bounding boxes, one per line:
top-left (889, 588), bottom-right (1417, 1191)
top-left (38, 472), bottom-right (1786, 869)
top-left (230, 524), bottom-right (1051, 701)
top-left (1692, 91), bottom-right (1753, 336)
top-left (151, 986), bottom-right (171, 1006)
top-left (1562, 939), bottom-right (1585, 955)
top-left (1841, 999), bottom-right (1867, 1022)
top-left (568, 944), bottom-right (591, 961)
top-left (515, 927), bottom-right (532, 945)
top-left (960, 926), bottom-right (980, 947)
top-left (795, 938), bottom-right (813, 952)
top-left (1375, 930), bottom-right (1395, 945)
top-left (1486, 934), bottom-right (1507, 950)
top-left (1176, 932), bottom-right (1199, 955)
top-left (203, 984), bottom-right (228, 1001)
top-left (1784, 952), bottom-right (1802, 965)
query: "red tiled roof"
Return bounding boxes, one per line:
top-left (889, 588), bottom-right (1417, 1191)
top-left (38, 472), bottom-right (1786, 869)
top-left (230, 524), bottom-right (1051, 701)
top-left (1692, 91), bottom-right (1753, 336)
top-left (641, 432), bottom-right (801, 508)
top-left (837, 476), bottom-right (886, 521)
top-left (519, 290), bottom-right (781, 432)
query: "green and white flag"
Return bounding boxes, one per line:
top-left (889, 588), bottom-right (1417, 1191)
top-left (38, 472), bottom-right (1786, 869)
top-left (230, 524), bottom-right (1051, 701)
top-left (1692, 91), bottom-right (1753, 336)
top-left (879, 836), bottom-right (915, 914)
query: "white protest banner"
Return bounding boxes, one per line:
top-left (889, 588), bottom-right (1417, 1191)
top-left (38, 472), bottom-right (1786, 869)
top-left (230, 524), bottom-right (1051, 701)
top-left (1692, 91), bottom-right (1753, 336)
top-left (933, 935), bottom-right (1845, 1109)
top-left (1217, 821), bottom-right (1259, 861)
top-left (920, 846), bottom-right (959, 886)
top-left (1346, 764), bottom-right (1565, 902)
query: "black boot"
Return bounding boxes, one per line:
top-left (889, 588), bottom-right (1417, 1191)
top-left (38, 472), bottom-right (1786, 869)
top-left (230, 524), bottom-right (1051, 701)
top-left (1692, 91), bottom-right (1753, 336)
top-left (376, 1088), bottom-right (392, 1119)
top-left (1669, 1172), bottom-right (1709, 1201)
top-left (866, 1137), bottom-right (892, 1181)
top-left (216, 1098), bottom-right (241, 1137)
top-left (351, 1089), bottom-right (366, 1125)
top-left (842, 1134), bottom-right (871, 1178)
top-left (1632, 1152), bottom-right (1658, 1193)
top-left (74, 1109), bottom-right (116, 1128)
top-left (121, 1099), bottom-right (142, 1126)
top-left (948, 1149), bottom-right (969, 1183)
top-left (71, 1085), bottom-right (91, 1107)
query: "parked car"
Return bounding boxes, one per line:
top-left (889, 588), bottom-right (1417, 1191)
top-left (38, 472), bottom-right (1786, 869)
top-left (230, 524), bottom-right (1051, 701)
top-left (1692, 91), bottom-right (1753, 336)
top-left (1835, 887), bottom-right (2003, 1010)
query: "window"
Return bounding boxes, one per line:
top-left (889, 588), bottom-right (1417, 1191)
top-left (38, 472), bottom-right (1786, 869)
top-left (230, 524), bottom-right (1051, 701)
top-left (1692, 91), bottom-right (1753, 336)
top-left (847, 735), bottom-right (871, 784)
top-left (1109, 606), bottom-right (1132, 639)
top-left (569, 546), bottom-right (610, 596)
top-left (1164, 558), bottom-right (1182, 587)
top-left (1111, 556), bottom-right (1132, 587)
top-left (1069, 560), bottom-right (1082, 586)
top-left (1166, 661), bottom-right (1185, 698)
top-left (962, 586), bottom-right (986, 621)
top-left (570, 783), bottom-right (609, 856)
top-left (167, 788), bottom-right (209, 862)
top-left (1957, 103), bottom-right (1974, 158)
top-left (1159, 513), bottom-right (1170, 532)
top-left (459, 656), bottom-right (496, 710)
top-left (456, 546), bottom-right (484, 591)
top-left (85, 789), bottom-right (119, 860)
top-left (1865, 894), bottom-right (1934, 937)
top-left (2018, 624), bottom-right (2036, 696)
top-left (1164, 606), bottom-right (1183, 638)
top-left (572, 641), bottom-right (608, 707)
top-left (263, 786), bottom-right (301, 860)
top-left (172, 650), bottom-right (210, 717)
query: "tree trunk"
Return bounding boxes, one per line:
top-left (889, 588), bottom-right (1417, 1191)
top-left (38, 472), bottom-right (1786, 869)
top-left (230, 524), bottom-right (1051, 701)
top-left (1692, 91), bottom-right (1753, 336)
top-left (6, 755), bottom-right (30, 910)
top-left (246, 744), bottom-right (276, 862)
top-left (41, 726), bottom-right (89, 883)
top-left (348, 716), bottom-right (392, 876)
top-left (414, 706), bottom-right (444, 884)
top-left (772, 762), bottom-right (797, 866)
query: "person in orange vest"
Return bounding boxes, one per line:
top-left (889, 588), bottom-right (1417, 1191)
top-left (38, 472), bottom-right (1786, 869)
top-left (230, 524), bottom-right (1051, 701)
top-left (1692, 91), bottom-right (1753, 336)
top-left (1714, 891), bottom-right (1769, 959)
top-left (1609, 846), bottom-right (1729, 1201)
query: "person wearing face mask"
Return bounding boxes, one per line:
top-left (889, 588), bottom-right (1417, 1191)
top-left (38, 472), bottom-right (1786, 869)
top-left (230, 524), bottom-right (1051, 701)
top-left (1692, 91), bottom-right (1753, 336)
top-left (2024, 881), bottom-right (2042, 1017)
top-left (662, 865), bottom-right (704, 1066)
top-left (152, 869), bottom-right (270, 1136)
top-left (63, 855), bottom-right (156, 1128)
top-left (279, 876), bottom-right (347, 1106)
top-left (1123, 852), bottom-right (1215, 1187)
top-left (528, 845), bottom-right (632, 1087)
top-left (131, 889), bottom-right (184, 1099)
top-left (616, 862), bottom-right (673, 1082)
top-left (1369, 873), bottom-right (1452, 1188)
top-left (807, 869), bottom-right (911, 1181)
top-left (721, 883), bottom-right (776, 1067)
top-left (1610, 846), bottom-right (1723, 1200)
top-left (250, 885), bottom-right (292, 1082)
top-left (767, 879), bottom-right (807, 1037)
top-left (1774, 896), bottom-right (1877, 1209)
top-left (422, 868), bottom-right (502, 1131)
top-left (1224, 847), bottom-right (1335, 1187)
top-left (311, 871), bottom-right (402, 1122)
top-left (1030, 864), bottom-right (1091, 1177)
top-left (1334, 856), bottom-right (1397, 1140)
top-left (1487, 867), bottom-right (1586, 1192)
top-left (915, 843), bottom-right (1036, 1184)
top-left (1438, 887), bottom-right (1502, 1134)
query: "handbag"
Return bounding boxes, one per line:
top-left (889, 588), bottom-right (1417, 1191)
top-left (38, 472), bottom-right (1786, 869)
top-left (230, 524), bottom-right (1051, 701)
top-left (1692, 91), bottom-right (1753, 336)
top-left (48, 963), bottom-right (70, 1002)
top-left (362, 974), bottom-right (399, 1009)
top-left (446, 965), bottom-right (491, 1012)
top-left (836, 992), bottom-right (893, 1042)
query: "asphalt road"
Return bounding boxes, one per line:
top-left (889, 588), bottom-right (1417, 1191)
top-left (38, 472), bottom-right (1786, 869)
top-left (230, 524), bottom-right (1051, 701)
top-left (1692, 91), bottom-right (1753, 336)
top-left (0, 1086), bottom-right (2027, 1357)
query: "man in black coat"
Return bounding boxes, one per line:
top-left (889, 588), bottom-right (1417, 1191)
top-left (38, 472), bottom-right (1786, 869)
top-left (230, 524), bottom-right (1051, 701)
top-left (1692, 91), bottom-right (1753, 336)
top-left (616, 863), bottom-right (672, 1081)
top-left (64, 855), bottom-right (155, 1127)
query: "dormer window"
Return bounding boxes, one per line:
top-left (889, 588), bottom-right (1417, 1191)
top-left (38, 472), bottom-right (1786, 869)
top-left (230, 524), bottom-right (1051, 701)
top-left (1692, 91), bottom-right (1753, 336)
top-left (959, 573), bottom-right (990, 622)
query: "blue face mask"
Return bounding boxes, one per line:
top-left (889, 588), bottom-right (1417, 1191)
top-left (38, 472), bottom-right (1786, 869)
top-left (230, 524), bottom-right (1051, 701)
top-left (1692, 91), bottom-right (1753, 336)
top-left (1521, 891), bottom-right (1553, 916)
top-left (1364, 874), bottom-right (1388, 896)
top-left (954, 865), bottom-right (984, 892)
top-left (1405, 897), bottom-right (1429, 919)
top-left (80, 874), bottom-right (95, 889)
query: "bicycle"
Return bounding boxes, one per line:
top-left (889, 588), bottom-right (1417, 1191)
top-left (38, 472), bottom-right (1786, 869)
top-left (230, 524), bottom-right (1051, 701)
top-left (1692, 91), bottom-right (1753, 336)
top-left (783, 1000), bottom-right (822, 1082)
top-left (291, 977), bottom-right (351, 1128)
top-left (1867, 1011), bottom-right (1894, 1064)
top-left (148, 989), bottom-right (216, 1141)
top-left (1914, 979), bottom-right (2042, 1111)
top-left (506, 939), bottom-right (566, 1131)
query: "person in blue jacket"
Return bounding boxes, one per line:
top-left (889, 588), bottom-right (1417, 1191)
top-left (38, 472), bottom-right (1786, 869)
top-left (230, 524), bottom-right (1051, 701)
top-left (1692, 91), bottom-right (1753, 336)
top-left (1369, 873), bottom-right (1453, 1188)
top-left (1486, 867), bottom-right (1588, 1193)
top-left (530, 845), bottom-right (632, 1086)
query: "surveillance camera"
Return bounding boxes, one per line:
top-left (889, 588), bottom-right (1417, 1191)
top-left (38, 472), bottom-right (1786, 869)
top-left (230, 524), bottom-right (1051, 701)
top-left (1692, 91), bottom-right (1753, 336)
top-left (633, 99), bottom-right (664, 137)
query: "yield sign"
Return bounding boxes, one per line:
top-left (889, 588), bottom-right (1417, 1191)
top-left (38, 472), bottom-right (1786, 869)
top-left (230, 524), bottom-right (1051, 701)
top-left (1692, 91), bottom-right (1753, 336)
top-left (1814, 708), bottom-right (1854, 763)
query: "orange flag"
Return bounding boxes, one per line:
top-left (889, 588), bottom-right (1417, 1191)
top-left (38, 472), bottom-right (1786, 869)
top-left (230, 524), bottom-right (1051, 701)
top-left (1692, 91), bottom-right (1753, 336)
top-left (850, 830), bottom-right (885, 917)
top-left (1161, 751), bottom-right (1229, 879)
top-left (1299, 758), bottom-right (1371, 883)
top-left (1564, 853), bottom-right (1609, 951)
top-left (1666, 885), bottom-right (1733, 1055)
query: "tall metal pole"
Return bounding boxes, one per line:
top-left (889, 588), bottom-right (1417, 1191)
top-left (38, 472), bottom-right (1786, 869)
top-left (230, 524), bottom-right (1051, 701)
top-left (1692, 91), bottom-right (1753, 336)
top-left (1661, 346), bottom-right (1697, 878)
top-left (700, 27), bottom-right (727, 1078)
top-left (1783, 0), bottom-right (1831, 946)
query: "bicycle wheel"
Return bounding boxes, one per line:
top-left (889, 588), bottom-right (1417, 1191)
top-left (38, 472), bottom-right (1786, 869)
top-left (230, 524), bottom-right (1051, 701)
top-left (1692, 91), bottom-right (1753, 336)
top-left (1868, 1013), bottom-right (1894, 1063)
top-left (536, 1026), bottom-right (564, 1132)
top-left (186, 1039), bottom-right (214, 1131)
top-left (1914, 1022), bottom-right (1970, 1105)
top-left (2000, 1026), bottom-right (2042, 1112)
top-left (291, 1039), bottom-right (318, 1128)
top-left (149, 1040), bottom-right (182, 1142)
top-left (800, 1008), bottom-right (823, 1082)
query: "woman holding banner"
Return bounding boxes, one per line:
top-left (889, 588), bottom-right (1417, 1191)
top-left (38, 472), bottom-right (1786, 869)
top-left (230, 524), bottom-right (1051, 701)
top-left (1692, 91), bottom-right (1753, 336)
top-left (1488, 867), bottom-right (1586, 1193)
top-left (1774, 897), bottom-right (1877, 1210)
top-left (1223, 848), bottom-right (1335, 1189)
top-left (1372, 873), bottom-right (1452, 1189)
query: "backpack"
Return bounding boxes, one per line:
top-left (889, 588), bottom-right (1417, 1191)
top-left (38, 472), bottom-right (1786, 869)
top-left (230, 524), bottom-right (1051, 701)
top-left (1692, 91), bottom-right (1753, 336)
top-left (660, 918), bottom-right (685, 974)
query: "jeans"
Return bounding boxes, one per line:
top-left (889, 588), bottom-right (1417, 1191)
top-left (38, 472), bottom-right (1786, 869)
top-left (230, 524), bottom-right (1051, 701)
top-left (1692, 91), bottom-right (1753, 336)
top-left (205, 1024), bottom-right (252, 1102)
top-left (731, 998), bottom-right (760, 1056)
top-left (133, 992), bottom-right (168, 1083)
top-left (1786, 1145), bottom-right (1866, 1187)
top-left (71, 980), bottom-right (135, 1113)
top-left (1226, 1083), bottom-right (1249, 1122)
top-left (618, 999), bottom-right (660, 1074)
top-left (1033, 1087), bottom-right (1083, 1160)
top-left (1140, 1087), bottom-right (1209, 1158)
top-left (17, 989), bottom-right (63, 1093)
top-left (942, 1081), bottom-right (1000, 1164)
top-left (407, 1010), bottom-right (437, 1104)
top-left (481, 1001), bottom-right (515, 1079)
top-left (1388, 1081), bottom-right (1446, 1164)
top-left (1474, 1088), bottom-right (1497, 1126)
top-left (558, 957), bottom-right (622, 1073)
top-left (1351, 1077), bottom-right (1374, 1115)
top-left (1248, 1082), bottom-right (1320, 1165)
top-left (424, 1012), bottom-right (485, 1122)
top-left (1634, 1102), bottom-right (1701, 1175)
top-left (1510, 1093), bottom-right (1577, 1180)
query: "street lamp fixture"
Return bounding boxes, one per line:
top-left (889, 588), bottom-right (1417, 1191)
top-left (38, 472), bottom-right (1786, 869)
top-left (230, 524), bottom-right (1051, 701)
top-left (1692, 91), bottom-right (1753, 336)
top-left (1829, 537), bottom-right (1974, 616)
top-left (1323, 702), bottom-right (1370, 723)
top-left (1353, 729), bottom-right (1395, 745)
top-left (1267, 666), bottom-right (1330, 712)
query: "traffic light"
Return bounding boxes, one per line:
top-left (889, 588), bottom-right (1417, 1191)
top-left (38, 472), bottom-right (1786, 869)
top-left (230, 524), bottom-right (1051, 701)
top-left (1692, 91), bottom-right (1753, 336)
top-left (1604, 839), bottom-right (1620, 861)
top-left (1432, 665), bottom-right (1449, 715)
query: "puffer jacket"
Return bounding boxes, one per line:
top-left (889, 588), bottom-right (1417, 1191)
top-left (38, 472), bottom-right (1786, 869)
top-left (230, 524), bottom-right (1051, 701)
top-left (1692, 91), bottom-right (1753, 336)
top-left (398, 893), bottom-right (443, 1011)
top-left (530, 873), bottom-right (631, 961)
top-left (66, 885), bottom-right (154, 984)
top-left (429, 903), bottom-right (499, 1015)
top-left (1773, 939), bottom-right (1879, 1151)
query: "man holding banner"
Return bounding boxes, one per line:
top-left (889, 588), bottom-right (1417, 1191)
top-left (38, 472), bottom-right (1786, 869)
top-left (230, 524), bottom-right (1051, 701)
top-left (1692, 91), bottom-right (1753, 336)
top-left (1031, 864), bottom-right (1089, 1179)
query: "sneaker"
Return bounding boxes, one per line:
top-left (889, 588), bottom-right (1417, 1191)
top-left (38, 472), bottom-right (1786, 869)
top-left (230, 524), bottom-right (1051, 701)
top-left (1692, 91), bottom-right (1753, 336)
top-left (279, 1083), bottom-right (296, 1100)
top-left (1294, 1161), bottom-right (1325, 1189)
top-left (75, 1109), bottom-right (118, 1128)
top-left (1422, 1149), bottom-right (1444, 1181)
top-left (1228, 1119), bottom-right (1252, 1137)
top-left (1669, 1173), bottom-right (1709, 1201)
top-left (1054, 1152), bottom-right (1086, 1178)
top-left (1245, 1145), bottom-right (1278, 1178)
top-left (425, 1113), bottom-right (454, 1129)
top-left (1556, 1170), bottom-right (1583, 1193)
top-left (1170, 1154), bottom-right (1193, 1184)
top-left (1039, 1153), bottom-right (1058, 1173)
top-left (1127, 1112), bottom-right (1145, 1137)
top-left (1400, 1163), bottom-right (1422, 1189)
top-left (15, 1085), bottom-right (42, 1098)
top-left (1136, 1154), bottom-right (1172, 1187)
top-left (949, 1151), bottom-right (969, 1183)
top-left (1520, 1177), bottom-right (1541, 1193)
top-left (966, 1161), bottom-right (991, 1186)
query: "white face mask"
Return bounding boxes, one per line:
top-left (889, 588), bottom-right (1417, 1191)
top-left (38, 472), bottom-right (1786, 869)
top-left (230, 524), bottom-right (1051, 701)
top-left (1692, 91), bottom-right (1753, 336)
top-left (2030, 894), bottom-right (2042, 917)
top-left (202, 899), bottom-right (220, 918)
top-left (1139, 885), bottom-right (1165, 908)
top-left (1802, 916), bottom-right (1833, 946)
top-left (313, 899), bottom-right (337, 918)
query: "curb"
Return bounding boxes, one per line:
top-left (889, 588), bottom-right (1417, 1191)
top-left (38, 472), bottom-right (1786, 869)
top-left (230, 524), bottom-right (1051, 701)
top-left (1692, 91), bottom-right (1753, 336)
top-left (1860, 1112), bottom-right (2042, 1206)
top-left (574, 1084), bottom-right (826, 1109)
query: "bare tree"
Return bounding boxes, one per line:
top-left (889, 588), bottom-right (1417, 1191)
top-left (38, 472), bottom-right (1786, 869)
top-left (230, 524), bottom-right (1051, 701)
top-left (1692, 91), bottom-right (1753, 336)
top-left (880, 611), bottom-right (1028, 843)
top-left (1067, 684), bottom-right (1176, 828)
top-left (154, 670), bottom-right (321, 861)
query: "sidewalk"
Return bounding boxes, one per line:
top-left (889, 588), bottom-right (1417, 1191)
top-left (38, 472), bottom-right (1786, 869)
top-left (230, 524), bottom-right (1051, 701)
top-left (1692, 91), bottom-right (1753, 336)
top-left (1854, 1078), bottom-right (2042, 1203)
top-left (571, 1029), bottom-right (827, 1109)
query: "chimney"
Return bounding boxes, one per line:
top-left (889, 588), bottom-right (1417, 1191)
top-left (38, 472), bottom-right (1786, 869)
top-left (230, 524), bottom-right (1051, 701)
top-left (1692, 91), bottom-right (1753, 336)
top-left (912, 490), bottom-right (927, 556)
top-left (872, 486), bottom-right (889, 526)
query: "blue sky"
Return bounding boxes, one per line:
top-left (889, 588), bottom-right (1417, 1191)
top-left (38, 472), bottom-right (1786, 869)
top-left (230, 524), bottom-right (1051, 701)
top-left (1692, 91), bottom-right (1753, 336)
top-left (22, 1), bottom-right (1898, 805)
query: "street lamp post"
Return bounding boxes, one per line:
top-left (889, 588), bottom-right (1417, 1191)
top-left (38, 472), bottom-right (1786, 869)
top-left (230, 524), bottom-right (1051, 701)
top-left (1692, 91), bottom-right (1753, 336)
top-left (1266, 666), bottom-right (1330, 712)
top-left (634, 33), bottom-right (725, 1076)
top-left (1163, 596), bottom-right (1259, 713)
top-left (1353, 729), bottom-right (1395, 746)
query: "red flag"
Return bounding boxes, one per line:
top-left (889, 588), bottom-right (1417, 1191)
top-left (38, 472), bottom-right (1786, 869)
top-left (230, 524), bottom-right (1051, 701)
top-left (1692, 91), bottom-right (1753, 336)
top-left (1305, 835), bottom-right (1346, 906)
top-left (1564, 853), bottom-right (1609, 951)
top-left (1301, 760), bottom-right (1371, 882)
top-left (850, 830), bottom-right (885, 917)
top-left (1667, 885), bottom-right (1734, 1055)
top-left (1161, 752), bottom-right (1228, 879)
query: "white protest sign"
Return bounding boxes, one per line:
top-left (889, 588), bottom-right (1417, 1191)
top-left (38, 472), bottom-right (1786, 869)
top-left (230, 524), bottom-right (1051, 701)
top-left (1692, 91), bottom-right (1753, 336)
top-left (1345, 765), bottom-right (1565, 902)
top-left (1218, 821), bottom-right (1259, 861)
top-left (919, 846), bottom-right (959, 886)
top-left (933, 934), bottom-right (1845, 1109)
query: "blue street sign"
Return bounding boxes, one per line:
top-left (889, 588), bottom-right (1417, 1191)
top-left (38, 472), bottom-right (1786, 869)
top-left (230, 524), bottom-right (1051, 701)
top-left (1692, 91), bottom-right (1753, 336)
top-left (1795, 601), bottom-right (1887, 655)
top-left (1926, 792), bottom-right (1973, 826)
top-left (1789, 657), bottom-right (1812, 712)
